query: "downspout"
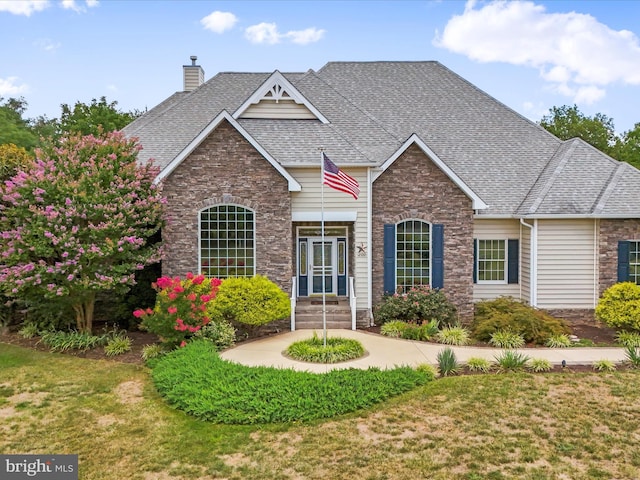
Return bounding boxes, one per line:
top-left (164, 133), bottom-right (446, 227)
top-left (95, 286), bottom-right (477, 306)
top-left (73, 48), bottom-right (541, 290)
top-left (519, 218), bottom-right (537, 306)
top-left (367, 167), bottom-right (374, 326)
top-left (593, 219), bottom-right (598, 308)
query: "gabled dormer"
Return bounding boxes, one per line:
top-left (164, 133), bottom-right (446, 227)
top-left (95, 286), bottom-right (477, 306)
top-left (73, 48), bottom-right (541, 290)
top-left (233, 71), bottom-right (329, 123)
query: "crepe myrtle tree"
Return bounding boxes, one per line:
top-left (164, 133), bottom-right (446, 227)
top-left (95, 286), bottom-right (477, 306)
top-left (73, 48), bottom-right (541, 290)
top-left (0, 131), bottom-right (165, 333)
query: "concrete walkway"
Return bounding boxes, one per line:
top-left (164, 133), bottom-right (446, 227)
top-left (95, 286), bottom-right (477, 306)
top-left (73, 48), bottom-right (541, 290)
top-left (220, 329), bottom-right (629, 373)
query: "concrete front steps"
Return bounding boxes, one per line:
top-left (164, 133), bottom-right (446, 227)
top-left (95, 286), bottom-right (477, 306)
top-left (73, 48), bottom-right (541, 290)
top-left (294, 297), bottom-right (352, 329)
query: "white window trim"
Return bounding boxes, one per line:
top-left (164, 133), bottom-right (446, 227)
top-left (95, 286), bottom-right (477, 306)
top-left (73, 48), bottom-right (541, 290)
top-left (476, 238), bottom-right (508, 285)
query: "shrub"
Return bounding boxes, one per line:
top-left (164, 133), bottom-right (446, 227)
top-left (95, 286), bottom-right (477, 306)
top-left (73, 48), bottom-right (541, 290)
top-left (415, 363), bottom-right (438, 380)
top-left (489, 330), bottom-right (525, 349)
top-left (373, 286), bottom-right (457, 327)
top-left (435, 326), bottom-right (471, 346)
top-left (592, 359), bottom-right (616, 372)
top-left (465, 357), bottom-right (493, 373)
top-left (529, 358), bottom-right (553, 373)
top-left (17, 323), bottom-right (39, 339)
top-left (545, 334), bottom-right (572, 348)
top-left (285, 332), bottom-right (365, 363)
top-left (152, 340), bottom-right (432, 424)
top-left (472, 297), bottom-right (570, 345)
top-left (380, 320), bottom-right (409, 338)
top-left (136, 273), bottom-right (221, 347)
top-left (615, 330), bottom-right (640, 348)
top-left (624, 346), bottom-right (640, 369)
top-left (494, 350), bottom-right (530, 372)
top-left (104, 334), bottom-right (132, 356)
top-left (39, 330), bottom-right (110, 352)
top-left (436, 347), bottom-right (461, 376)
top-left (193, 320), bottom-right (236, 351)
top-left (141, 344), bottom-right (166, 362)
top-left (208, 275), bottom-right (290, 331)
top-left (596, 282), bottom-right (640, 331)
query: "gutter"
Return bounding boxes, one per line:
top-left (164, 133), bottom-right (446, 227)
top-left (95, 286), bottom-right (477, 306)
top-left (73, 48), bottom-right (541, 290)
top-left (520, 218), bottom-right (537, 306)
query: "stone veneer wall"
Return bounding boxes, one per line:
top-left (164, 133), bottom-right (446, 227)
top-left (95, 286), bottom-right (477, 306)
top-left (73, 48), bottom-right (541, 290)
top-left (598, 219), bottom-right (640, 296)
top-left (371, 144), bottom-right (475, 321)
top-left (162, 120), bottom-right (292, 292)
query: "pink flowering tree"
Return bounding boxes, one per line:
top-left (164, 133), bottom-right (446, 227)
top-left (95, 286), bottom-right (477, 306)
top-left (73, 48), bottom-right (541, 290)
top-left (0, 131), bottom-right (165, 333)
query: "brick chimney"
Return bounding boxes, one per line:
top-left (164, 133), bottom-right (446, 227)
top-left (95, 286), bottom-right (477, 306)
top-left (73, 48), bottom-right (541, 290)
top-left (183, 56), bottom-right (204, 92)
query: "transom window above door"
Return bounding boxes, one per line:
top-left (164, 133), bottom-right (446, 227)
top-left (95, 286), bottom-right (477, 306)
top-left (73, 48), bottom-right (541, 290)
top-left (200, 205), bottom-right (255, 278)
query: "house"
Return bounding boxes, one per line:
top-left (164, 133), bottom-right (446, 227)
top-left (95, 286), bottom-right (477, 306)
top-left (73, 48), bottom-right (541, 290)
top-left (123, 57), bottom-right (640, 330)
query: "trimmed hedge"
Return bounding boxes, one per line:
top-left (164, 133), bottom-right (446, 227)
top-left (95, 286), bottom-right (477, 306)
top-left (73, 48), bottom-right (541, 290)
top-left (152, 340), bottom-right (433, 424)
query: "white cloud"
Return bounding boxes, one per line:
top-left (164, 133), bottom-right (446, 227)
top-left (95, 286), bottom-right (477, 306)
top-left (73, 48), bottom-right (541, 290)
top-left (61, 0), bottom-right (99, 13)
top-left (245, 22), bottom-right (325, 45)
top-left (245, 22), bottom-right (281, 44)
top-left (285, 27), bottom-right (325, 45)
top-left (201, 11), bottom-right (237, 34)
top-left (434, 0), bottom-right (640, 105)
top-left (0, 77), bottom-right (29, 96)
top-left (0, 0), bottom-right (50, 16)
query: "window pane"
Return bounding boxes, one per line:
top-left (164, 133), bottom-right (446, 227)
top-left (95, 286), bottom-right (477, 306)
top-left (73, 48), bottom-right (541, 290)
top-left (630, 242), bottom-right (640, 285)
top-left (396, 221), bottom-right (430, 292)
top-left (200, 205), bottom-right (255, 278)
top-left (477, 239), bottom-right (505, 282)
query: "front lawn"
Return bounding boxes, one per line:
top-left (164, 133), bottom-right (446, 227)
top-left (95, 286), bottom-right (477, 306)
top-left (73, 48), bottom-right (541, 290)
top-left (2, 343), bottom-right (640, 479)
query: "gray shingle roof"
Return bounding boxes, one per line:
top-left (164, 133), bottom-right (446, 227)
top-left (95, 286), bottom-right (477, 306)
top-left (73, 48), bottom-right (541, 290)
top-left (123, 60), bottom-right (640, 217)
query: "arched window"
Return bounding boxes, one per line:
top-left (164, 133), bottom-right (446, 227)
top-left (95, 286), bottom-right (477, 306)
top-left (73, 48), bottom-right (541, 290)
top-left (200, 205), bottom-right (255, 278)
top-left (396, 220), bottom-right (430, 291)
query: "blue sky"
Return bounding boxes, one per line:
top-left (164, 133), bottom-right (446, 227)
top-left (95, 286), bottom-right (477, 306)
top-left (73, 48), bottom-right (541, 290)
top-left (2, 0), bottom-right (640, 134)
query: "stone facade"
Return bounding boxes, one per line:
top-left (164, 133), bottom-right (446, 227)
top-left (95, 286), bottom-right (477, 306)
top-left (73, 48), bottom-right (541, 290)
top-left (162, 120), bottom-right (293, 292)
top-left (371, 144), bottom-right (475, 321)
top-left (598, 219), bottom-right (640, 296)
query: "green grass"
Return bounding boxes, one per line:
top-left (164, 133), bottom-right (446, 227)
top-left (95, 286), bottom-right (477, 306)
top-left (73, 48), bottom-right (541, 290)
top-left (285, 332), bottom-right (365, 363)
top-left (3, 342), bottom-right (640, 479)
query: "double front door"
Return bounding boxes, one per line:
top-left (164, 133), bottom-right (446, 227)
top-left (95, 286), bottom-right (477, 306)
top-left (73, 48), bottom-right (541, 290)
top-left (297, 235), bottom-right (347, 296)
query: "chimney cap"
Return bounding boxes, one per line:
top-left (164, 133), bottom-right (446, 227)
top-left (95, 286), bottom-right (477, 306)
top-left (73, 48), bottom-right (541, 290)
top-left (190, 55), bottom-right (197, 65)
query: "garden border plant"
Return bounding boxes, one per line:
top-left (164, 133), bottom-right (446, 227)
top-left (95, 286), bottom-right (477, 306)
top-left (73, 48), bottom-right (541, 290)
top-left (285, 332), bottom-right (366, 363)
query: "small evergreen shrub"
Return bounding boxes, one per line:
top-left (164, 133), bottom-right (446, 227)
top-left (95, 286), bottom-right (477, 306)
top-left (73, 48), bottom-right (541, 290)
top-left (380, 320), bottom-right (409, 338)
top-left (472, 297), bottom-right (570, 345)
top-left (489, 330), bottom-right (525, 349)
top-left (465, 357), bottom-right (493, 373)
top-left (285, 332), bottom-right (365, 363)
top-left (435, 326), bottom-right (471, 346)
top-left (436, 347), bottom-right (461, 376)
top-left (615, 331), bottom-right (640, 348)
top-left (193, 320), bottom-right (236, 351)
top-left (373, 286), bottom-right (457, 326)
top-left (494, 350), bottom-right (530, 372)
top-left (152, 340), bottom-right (432, 424)
top-left (545, 334), bottom-right (572, 348)
top-left (208, 275), bottom-right (290, 330)
top-left (39, 330), bottom-right (110, 352)
top-left (596, 282), bottom-right (640, 331)
top-left (529, 358), bottom-right (553, 373)
top-left (104, 334), bottom-right (132, 356)
top-left (592, 359), bottom-right (616, 372)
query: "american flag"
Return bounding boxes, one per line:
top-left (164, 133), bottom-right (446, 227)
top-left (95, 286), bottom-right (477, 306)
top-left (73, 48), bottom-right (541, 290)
top-left (323, 152), bottom-right (360, 200)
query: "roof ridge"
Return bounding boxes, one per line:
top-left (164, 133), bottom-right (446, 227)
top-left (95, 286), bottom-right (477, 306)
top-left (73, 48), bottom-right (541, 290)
top-left (593, 162), bottom-right (630, 214)
top-left (526, 139), bottom-right (578, 215)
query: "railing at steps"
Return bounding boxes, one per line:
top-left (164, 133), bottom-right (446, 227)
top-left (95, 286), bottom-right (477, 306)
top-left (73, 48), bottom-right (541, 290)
top-left (290, 276), bottom-right (297, 331)
top-left (349, 276), bottom-right (356, 330)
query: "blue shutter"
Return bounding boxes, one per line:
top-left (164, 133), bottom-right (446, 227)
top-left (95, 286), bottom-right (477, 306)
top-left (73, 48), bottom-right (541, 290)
top-left (432, 224), bottom-right (444, 289)
top-left (508, 239), bottom-right (519, 284)
top-left (473, 239), bottom-right (478, 283)
top-left (618, 241), bottom-right (630, 283)
top-left (383, 224), bottom-right (396, 294)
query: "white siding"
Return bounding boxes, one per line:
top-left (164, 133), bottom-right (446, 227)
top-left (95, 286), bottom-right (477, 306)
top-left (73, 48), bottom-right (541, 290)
top-left (289, 167), bottom-right (369, 311)
top-left (473, 219), bottom-right (522, 301)
top-left (536, 219), bottom-right (597, 308)
top-left (520, 223), bottom-right (531, 304)
top-left (241, 101), bottom-right (317, 119)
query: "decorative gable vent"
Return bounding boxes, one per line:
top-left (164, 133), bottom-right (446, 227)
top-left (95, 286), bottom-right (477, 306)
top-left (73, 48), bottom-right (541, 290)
top-left (234, 71), bottom-right (329, 123)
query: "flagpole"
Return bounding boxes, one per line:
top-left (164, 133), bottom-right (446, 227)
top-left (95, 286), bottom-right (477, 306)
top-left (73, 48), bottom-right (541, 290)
top-left (320, 148), bottom-right (327, 347)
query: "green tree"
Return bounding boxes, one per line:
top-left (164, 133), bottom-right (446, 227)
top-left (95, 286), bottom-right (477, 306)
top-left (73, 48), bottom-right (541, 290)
top-left (0, 131), bottom-right (165, 333)
top-left (612, 123), bottom-right (640, 170)
top-left (0, 97), bottom-right (38, 150)
top-left (0, 143), bottom-right (33, 182)
top-left (58, 96), bottom-right (142, 136)
top-left (539, 104), bottom-right (617, 155)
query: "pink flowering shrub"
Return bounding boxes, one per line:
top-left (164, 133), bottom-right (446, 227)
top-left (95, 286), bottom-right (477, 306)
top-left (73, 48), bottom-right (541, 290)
top-left (135, 273), bottom-right (221, 346)
top-left (373, 285), bottom-right (457, 327)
